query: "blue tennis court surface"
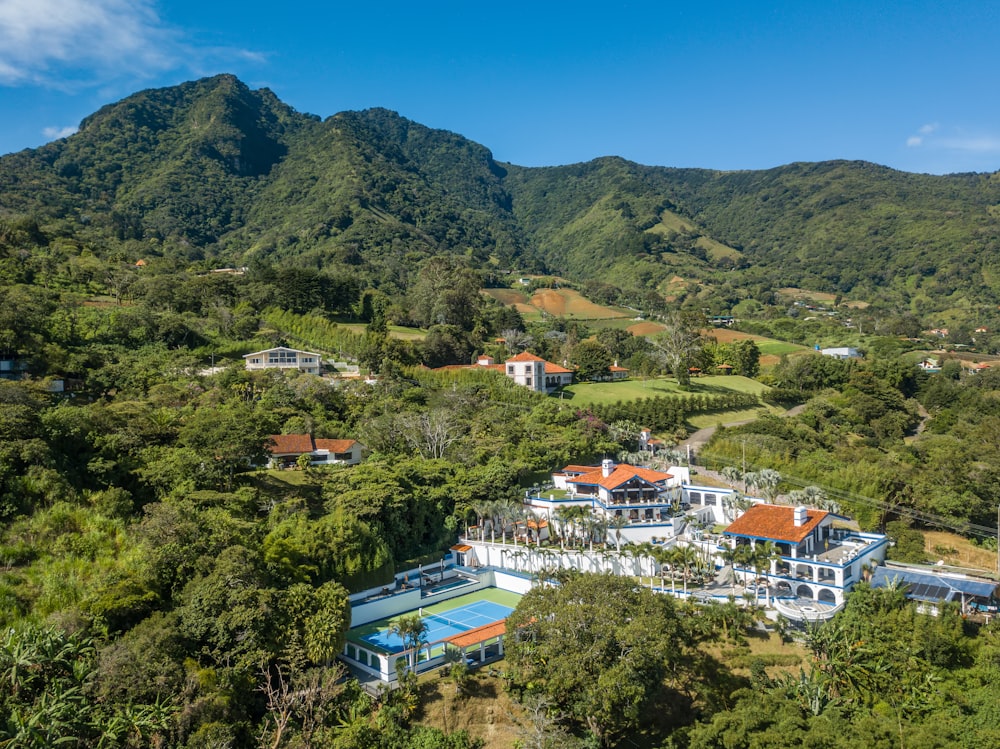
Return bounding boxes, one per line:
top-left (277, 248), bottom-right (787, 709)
top-left (360, 600), bottom-right (514, 652)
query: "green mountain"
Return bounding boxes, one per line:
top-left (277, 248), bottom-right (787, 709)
top-left (3, 74), bottom-right (1000, 310)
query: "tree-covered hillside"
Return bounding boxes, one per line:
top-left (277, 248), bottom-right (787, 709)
top-left (3, 75), bottom-right (1000, 313)
top-left (503, 158), bottom-right (1000, 310)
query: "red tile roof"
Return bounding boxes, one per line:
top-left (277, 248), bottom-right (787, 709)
top-left (569, 463), bottom-right (675, 491)
top-left (724, 504), bottom-right (829, 544)
top-left (556, 464), bottom-right (597, 475)
top-left (544, 362), bottom-right (574, 374)
top-left (506, 351), bottom-right (546, 363)
top-left (314, 439), bottom-right (357, 453)
top-left (445, 620), bottom-right (508, 648)
top-left (268, 434), bottom-right (315, 455)
top-left (610, 365), bottom-right (628, 372)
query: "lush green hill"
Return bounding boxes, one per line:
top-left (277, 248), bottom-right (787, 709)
top-left (502, 158), bottom-right (1000, 309)
top-left (4, 74), bottom-right (1000, 311)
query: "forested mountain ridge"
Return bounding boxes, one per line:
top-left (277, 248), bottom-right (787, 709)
top-left (3, 74), bottom-right (1000, 310)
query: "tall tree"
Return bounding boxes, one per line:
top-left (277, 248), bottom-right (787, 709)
top-left (505, 573), bottom-right (693, 746)
top-left (650, 312), bottom-right (704, 386)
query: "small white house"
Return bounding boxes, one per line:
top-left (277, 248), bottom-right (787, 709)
top-left (244, 347), bottom-right (323, 375)
top-left (820, 347), bottom-right (861, 360)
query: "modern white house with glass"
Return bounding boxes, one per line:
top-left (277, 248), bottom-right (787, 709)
top-left (243, 346), bottom-right (323, 375)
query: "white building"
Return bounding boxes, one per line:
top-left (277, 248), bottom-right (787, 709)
top-left (244, 347), bottom-right (323, 375)
top-left (723, 503), bottom-right (888, 606)
top-left (820, 347), bottom-right (861, 360)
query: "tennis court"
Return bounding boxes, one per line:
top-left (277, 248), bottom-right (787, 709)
top-left (347, 588), bottom-right (521, 655)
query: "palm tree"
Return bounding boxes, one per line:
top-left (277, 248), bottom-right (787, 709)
top-left (389, 614), bottom-right (428, 672)
top-left (608, 514), bottom-right (629, 553)
top-left (470, 500), bottom-right (492, 540)
top-left (733, 544), bottom-right (756, 588)
top-left (660, 546), bottom-right (680, 593)
top-left (675, 544), bottom-right (700, 594)
top-left (751, 541), bottom-right (781, 600)
top-left (554, 505), bottom-right (577, 550)
top-left (757, 468), bottom-right (782, 501)
top-left (721, 465), bottom-right (743, 489)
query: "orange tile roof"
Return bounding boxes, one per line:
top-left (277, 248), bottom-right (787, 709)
top-left (506, 351), bottom-right (546, 363)
top-left (556, 464), bottom-right (597, 475)
top-left (314, 438), bottom-right (357, 453)
top-left (268, 434), bottom-right (315, 455)
top-left (450, 544), bottom-right (472, 552)
top-left (445, 620), bottom-right (508, 648)
top-left (724, 504), bottom-right (829, 544)
top-left (610, 365), bottom-right (628, 372)
top-left (544, 362), bottom-right (574, 374)
top-left (569, 463), bottom-right (674, 491)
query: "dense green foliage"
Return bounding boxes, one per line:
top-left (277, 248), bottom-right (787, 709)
top-left (706, 353), bottom-right (1000, 534)
top-left (4, 74), bottom-right (1000, 321)
top-left (5, 73), bottom-right (1000, 748)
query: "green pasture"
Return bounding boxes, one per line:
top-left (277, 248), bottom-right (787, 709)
top-left (559, 375), bottom-right (769, 407)
top-left (756, 340), bottom-right (810, 356)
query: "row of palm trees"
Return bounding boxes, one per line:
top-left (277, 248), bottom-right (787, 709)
top-left (721, 540), bottom-right (783, 599)
top-left (466, 497), bottom-right (636, 551)
top-left (720, 466), bottom-right (783, 501)
top-left (491, 538), bottom-right (718, 596)
top-left (719, 466), bottom-right (840, 513)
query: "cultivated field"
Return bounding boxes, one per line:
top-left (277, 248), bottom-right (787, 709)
top-left (777, 286), bottom-right (869, 309)
top-left (704, 327), bottom-right (810, 365)
top-left (482, 287), bottom-right (631, 320)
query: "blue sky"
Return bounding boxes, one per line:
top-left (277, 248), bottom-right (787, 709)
top-left (1, 0), bottom-right (998, 174)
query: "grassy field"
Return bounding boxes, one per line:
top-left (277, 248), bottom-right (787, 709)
top-left (687, 405), bottom-right (776, 429)
top-left (561, 375), bottom-right (770, 407)
top-left (922, 530), bottom-right (998, 574)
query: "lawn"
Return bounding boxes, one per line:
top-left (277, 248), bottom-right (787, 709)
top-left (561, 375), bottom-right (770, 407)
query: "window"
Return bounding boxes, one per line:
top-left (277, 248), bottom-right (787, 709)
top-left (267, 350), bottom-right (299, 365)
top-left (507, 365), bottom-right (515, 374)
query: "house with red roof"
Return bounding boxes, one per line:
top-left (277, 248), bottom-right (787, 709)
top-left (499, 351), bottom-right (575, 392)
top-left (265, 434), bottom-right (365, 469)
top-left (723, 503), bottom-right (888, 605)
top-left (527, 459), bottom-right (694, 544)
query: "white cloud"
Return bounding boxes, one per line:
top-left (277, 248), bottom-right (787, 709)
top-left (906, 123), bottom-right (940, 148)
top-left (938, 135), bottom-right (1000, 154)
top-left (0, 0), bottom-right (261, 87)
top-left (42, 125), bottom-right (78, 139)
